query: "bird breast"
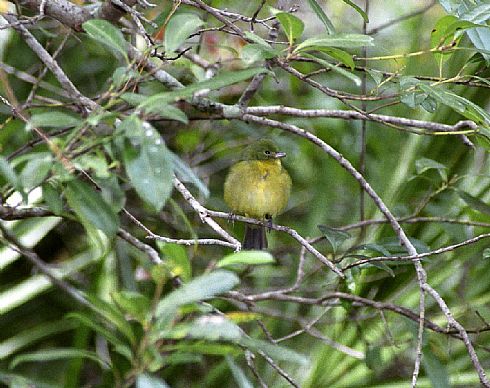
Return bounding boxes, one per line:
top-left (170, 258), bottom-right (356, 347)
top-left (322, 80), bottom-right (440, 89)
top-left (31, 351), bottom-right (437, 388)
top-left (224, 159), bottom-right (291, 219)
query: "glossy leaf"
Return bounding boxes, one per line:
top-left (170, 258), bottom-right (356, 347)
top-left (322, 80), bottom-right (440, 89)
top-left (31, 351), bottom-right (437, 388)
top-left (120, 116), bottom-right (174, 212)
top-left (155, 270), bottom-right (239, 318)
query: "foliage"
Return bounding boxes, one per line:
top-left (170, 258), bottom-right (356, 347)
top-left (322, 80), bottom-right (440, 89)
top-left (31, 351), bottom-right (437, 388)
top-left (1, 0), bottom-right (490, 387)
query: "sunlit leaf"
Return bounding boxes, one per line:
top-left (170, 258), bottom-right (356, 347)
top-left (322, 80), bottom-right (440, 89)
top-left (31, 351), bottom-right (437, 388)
top-left (83, 19), bottom-right (128, 61)
top-left (165, 13), bottom-right (204, 53)
top-left (217, 250), bottom-right (275, 268)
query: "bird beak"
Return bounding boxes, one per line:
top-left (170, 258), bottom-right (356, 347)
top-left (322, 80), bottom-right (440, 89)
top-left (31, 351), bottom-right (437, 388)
top-left (274, 151), bottom-right (286, 159)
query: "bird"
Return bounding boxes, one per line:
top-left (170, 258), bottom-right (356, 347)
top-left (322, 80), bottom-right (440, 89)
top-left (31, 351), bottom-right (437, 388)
top-left (224, 138), bottom-right (292, 250)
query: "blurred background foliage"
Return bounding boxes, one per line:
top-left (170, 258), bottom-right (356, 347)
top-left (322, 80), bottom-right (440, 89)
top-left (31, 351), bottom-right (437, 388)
top-left (1, 0), bottom-right (490, 387)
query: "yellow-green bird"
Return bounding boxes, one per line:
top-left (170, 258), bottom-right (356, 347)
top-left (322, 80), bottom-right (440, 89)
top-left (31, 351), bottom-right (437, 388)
top-left (224, 139), bottom-right (292, 250)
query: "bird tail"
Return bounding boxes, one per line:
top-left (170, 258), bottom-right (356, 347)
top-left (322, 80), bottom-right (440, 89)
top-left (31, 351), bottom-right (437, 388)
top-left (243, 225), bottom-right (267, 250)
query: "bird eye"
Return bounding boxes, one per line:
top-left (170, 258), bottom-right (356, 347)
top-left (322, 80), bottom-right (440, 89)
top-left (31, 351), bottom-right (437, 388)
top-left (264, 150), bottom-right (271, 155)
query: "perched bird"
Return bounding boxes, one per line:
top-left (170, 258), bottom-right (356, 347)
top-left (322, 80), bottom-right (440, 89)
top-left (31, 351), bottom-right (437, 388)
top-left (224, 139), bottom-right (292, 250)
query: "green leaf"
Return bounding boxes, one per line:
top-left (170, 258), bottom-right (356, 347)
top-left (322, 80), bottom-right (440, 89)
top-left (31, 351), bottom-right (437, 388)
top-left (82, 19), bottom-right (128, 61)
top-left (155, 270), bottom-right (239, 318)
top-left (120, 116), bottom-right (174, 212)
top-left (139, 102), bottom-right (188, 124)
top-left (369, 262), bottom-right (395, 277)
top-left (274, 12), bottom-right (305, 44)
top-left (241, 44), bottom-right (281, 65)
top-left (157, 316), bottom-right (242, 341)
top-left (27, 111), bottom-right (81, 130)
top-left (136, 374), bottom-right (170, 388)
top-left (165, 13), bottom-right (204, 53)
top-left (342, 0), bottom-right (369, 23)
top-left (157, 242), bottom-right (192, 281)
top-left (170, 152), bottom-right (209, 198)
top-left (42, 182), bottom-right (63, 215)
top-left (216, 250), bottom-right (275, 268)
top-left (65, 179), bottom-right (119, 238)
top-left (66, 313), bottom-right (133, 360)
top-left (85, 294), bottom-right (136, 345)
top-left (365, 345), bottom-right (382, 370)
top-left (0, 320), bottom-right (76, 360)
top-left (10, 348), bottom-right (109, 370)
top-left (418, 84), bottom-right (490, 126)
top-left (244, 31), bottom-right (273, 48)
top-left (111, 291), bottom-right (151, 324)
top-left (422, 345), bottom-right (449, 388)
top-left (415, 158), bottom-right (447, 181)
top-left (19, 154), bottom-right (52, 190)
top-left (318, 224), bottom-right (351, 253)
top-left (240, 337), bottom-right (308, 365)
top-left (301, 52), bottom-right (361, 86)
top-left (295, 33), bottom-right (374, 53)
top-left (226, 355), bottom-right (254, 388)
top-left (138, 68), bottom-right (267, 107)
top-left (483, 247), bottom-right (490, 260)
top-left (458, 190), bottom-right (490, 216)
top-left (307, 0), bottom-right (336, 34)
top-left (0, 156), bottom-right (20, 190)
top-left (313, 46), bottom-right (355, 70)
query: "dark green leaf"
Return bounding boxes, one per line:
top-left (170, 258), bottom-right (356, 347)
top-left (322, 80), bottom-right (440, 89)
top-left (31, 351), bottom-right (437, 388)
top-left (170, 152), bottom-right (209, 198)
top-left (318, 225), bottom-right (351, 253)
top-left (120, 116), bottom-right (174, 212)
top-left (10, 348), bottom-right (109, 370)
top-left (138, 68), bottom-right (267, 107)
top-left (458, 190), bottom-right (490, 216)
top-left (226, 355), bottom-right (254, 388)
top-left (415, 158), bottom-right (447, 181)
top-left (240, 337), bottom-right (308, 365)
top-left (307, 0), bottom-right (336, 34)
top-left (217, 250), bottom-right (275, 268)
top-left (365, 345), bottom-right (382, 370)
top-left (82, 19), bottom-right (128, 60)
top-left (65, 179), bottom-right (119, 238)
top-left (301, 53), bottom-right (361, 86)
top-left (27, 112), bottom-right (81, 130)
top-left (422, 345), bottom-right (449, 388)
top-left (42, 182), bottom-right (63, 215)
top-left (274, 12), bottom-right (305, 44)
top-left (66, 313), bottom-right (132, 360)
top-left (342, 0), bottom-right (369, 23)
top-left (165, 13), bottom-right (204, 53)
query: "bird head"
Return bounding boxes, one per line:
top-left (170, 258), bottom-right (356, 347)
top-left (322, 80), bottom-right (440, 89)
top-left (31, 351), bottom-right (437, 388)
top-left (241, 139), bottom-right (286, 161)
